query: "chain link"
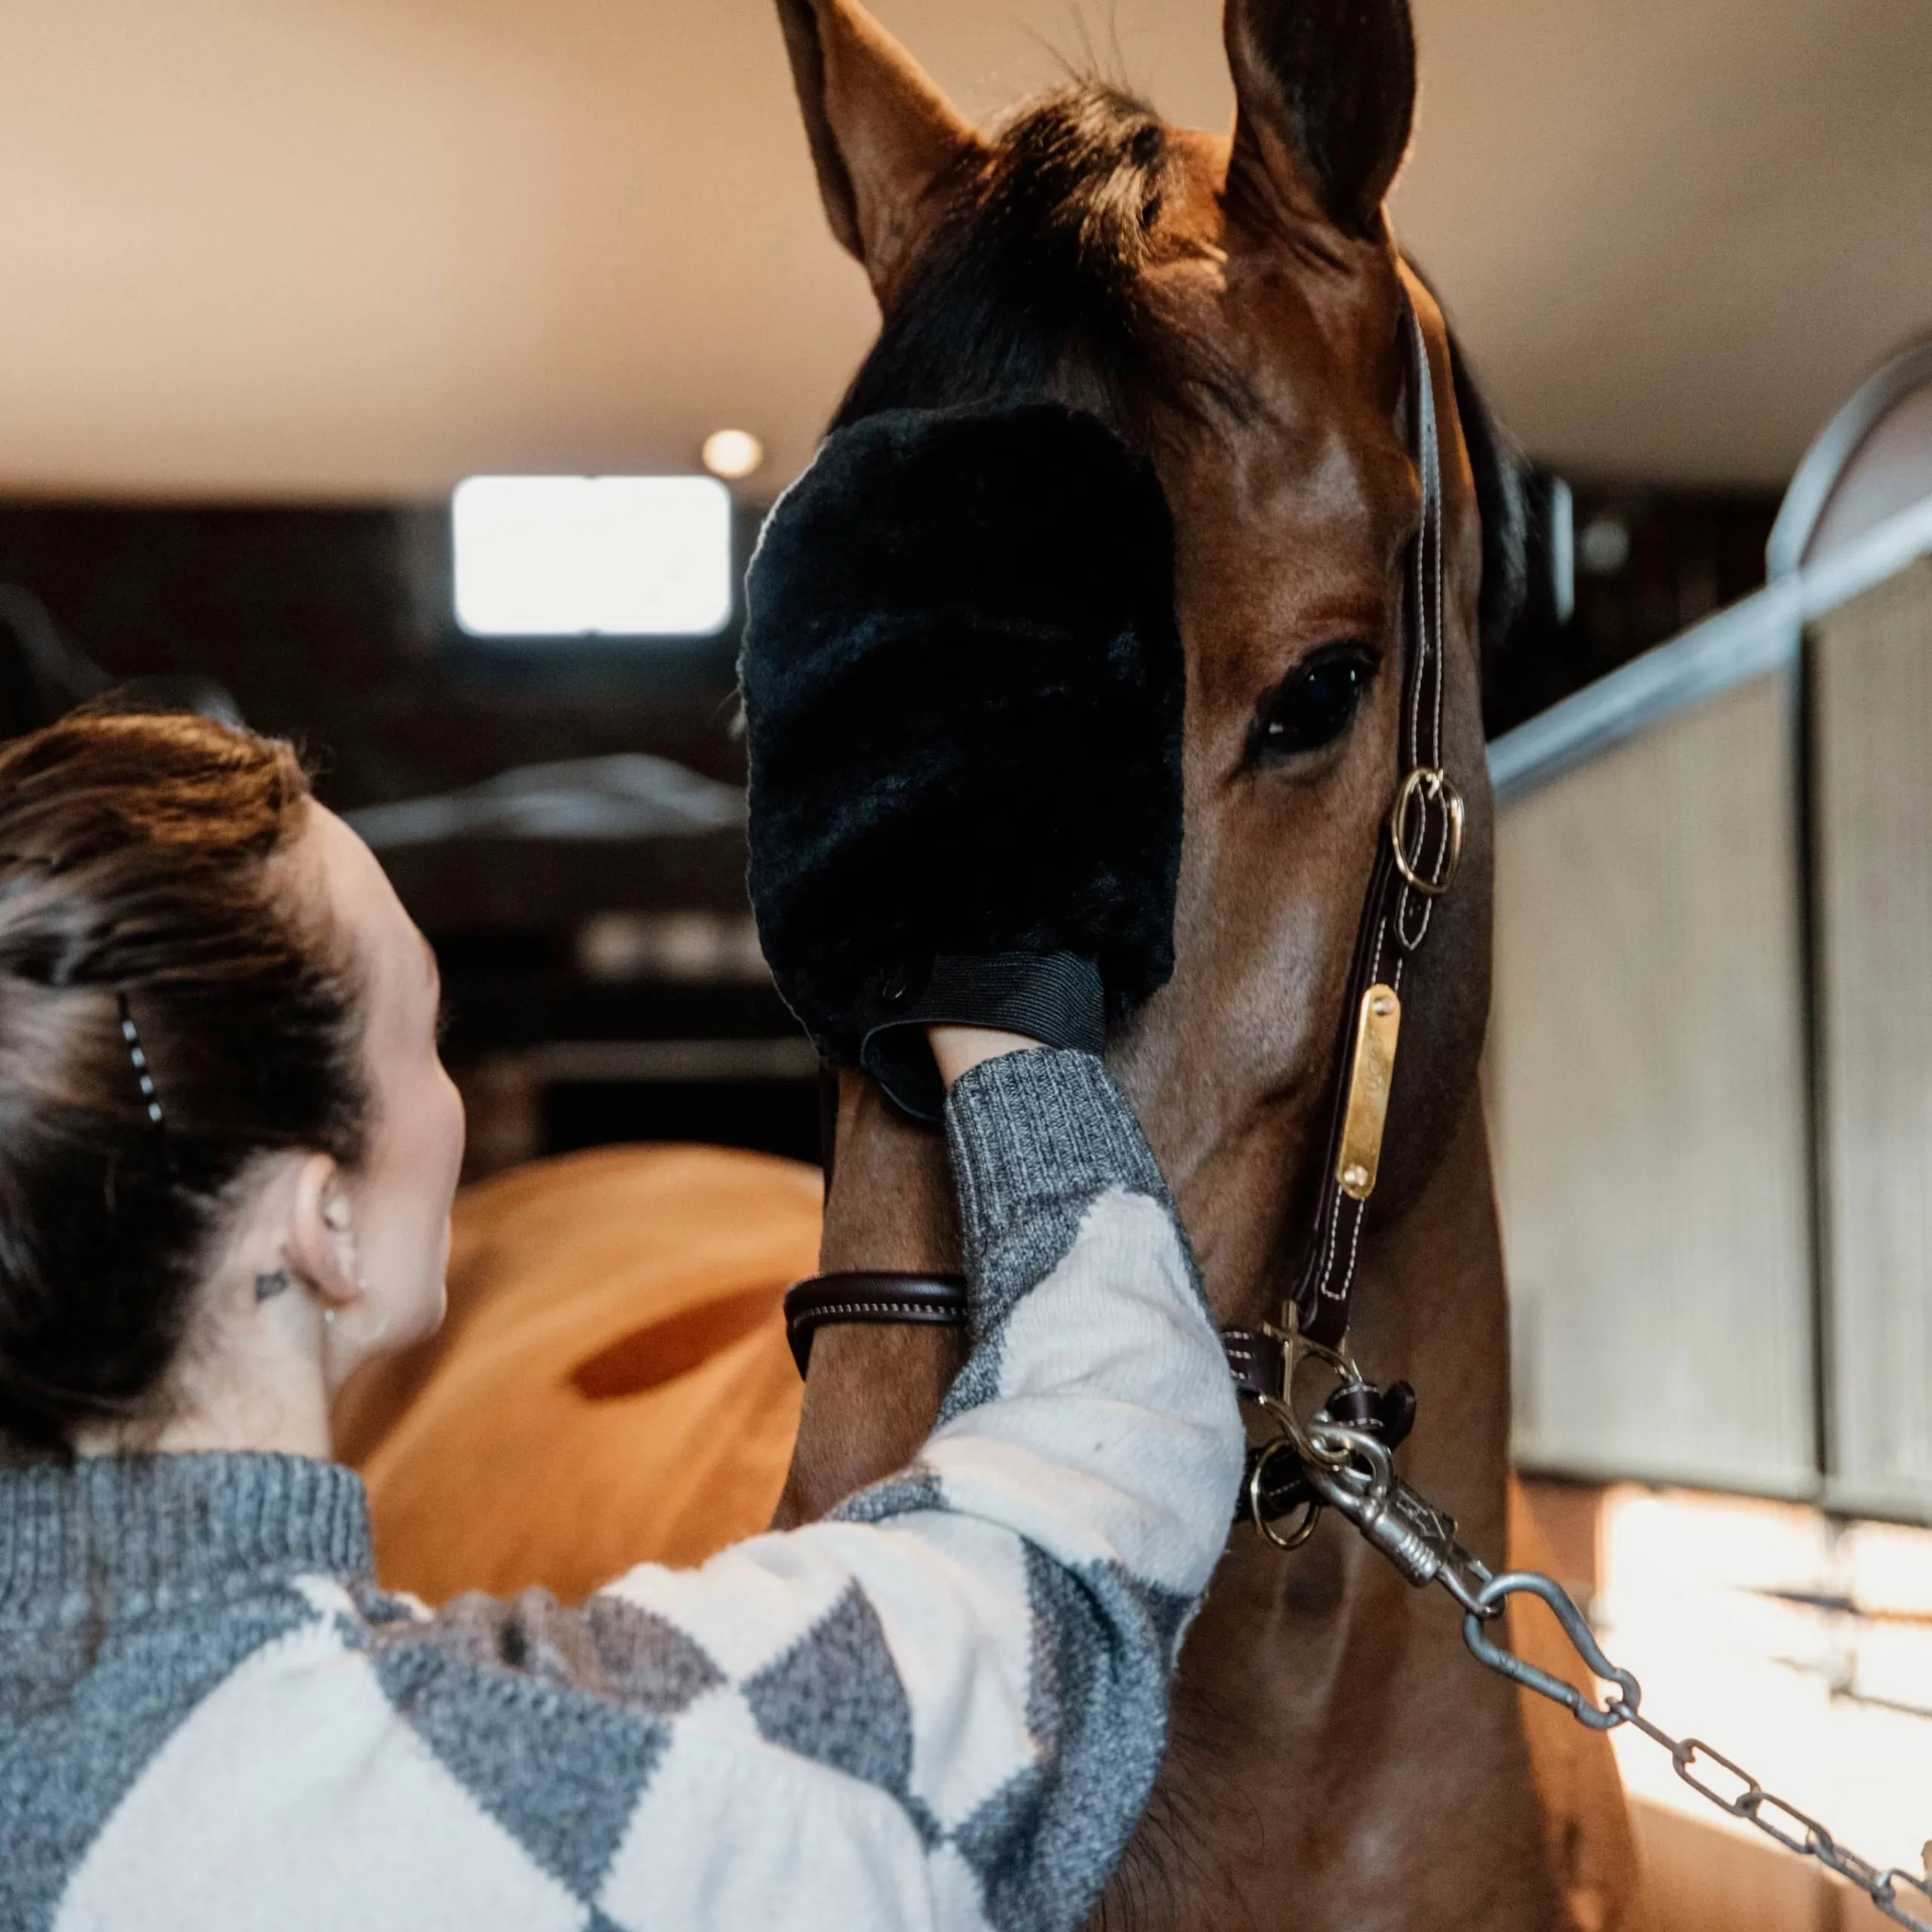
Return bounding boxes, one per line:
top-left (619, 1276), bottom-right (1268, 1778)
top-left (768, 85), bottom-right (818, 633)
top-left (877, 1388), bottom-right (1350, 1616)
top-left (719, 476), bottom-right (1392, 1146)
top-left (1466, 1565), bottom-right (1932, 1927)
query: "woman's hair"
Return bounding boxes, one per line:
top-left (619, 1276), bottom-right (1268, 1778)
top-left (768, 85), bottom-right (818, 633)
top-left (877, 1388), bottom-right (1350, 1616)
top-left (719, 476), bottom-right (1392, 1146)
top-left (0, 708), bottom-right (369, 1454)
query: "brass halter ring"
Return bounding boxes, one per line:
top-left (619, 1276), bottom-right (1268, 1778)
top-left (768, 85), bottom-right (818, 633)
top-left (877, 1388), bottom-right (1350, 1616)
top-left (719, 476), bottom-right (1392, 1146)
top-left (1247, 1437), bottom-right (1324, 1551)
top-left (1389, 765), bottom-right (1466, 898)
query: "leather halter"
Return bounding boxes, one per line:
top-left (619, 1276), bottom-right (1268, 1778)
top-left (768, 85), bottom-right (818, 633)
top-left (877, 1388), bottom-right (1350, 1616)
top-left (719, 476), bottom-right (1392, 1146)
top-left (785, 298), bottom-right (1461, 1436)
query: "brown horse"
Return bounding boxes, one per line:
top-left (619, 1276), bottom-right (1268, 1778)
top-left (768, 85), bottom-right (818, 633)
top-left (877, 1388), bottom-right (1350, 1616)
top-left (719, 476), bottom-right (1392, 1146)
top-left (342, 2), bottom-right (1654, 1923)
top-left (765, 2), bottom-right (1648, 1926)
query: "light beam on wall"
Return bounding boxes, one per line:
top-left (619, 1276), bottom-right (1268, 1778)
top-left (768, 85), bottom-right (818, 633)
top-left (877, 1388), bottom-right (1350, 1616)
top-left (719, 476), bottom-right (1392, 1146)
top-left (451, 475), bottom-right (734, 638)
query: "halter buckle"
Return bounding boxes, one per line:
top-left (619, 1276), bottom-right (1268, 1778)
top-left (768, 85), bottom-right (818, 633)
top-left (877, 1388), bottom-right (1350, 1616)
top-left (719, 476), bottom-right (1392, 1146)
top-left (1389, 765), bottom-right (1465, 898)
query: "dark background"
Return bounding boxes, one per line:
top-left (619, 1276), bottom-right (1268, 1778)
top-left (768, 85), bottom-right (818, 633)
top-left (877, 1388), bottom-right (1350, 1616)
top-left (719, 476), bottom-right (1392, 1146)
top-left (0, 478), bottom-right (1778, 1173)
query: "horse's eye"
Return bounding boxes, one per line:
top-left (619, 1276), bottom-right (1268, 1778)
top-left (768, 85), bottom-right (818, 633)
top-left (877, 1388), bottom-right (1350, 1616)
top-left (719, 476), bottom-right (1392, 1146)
top-left (1251, 648), bottom-right (1377, 763)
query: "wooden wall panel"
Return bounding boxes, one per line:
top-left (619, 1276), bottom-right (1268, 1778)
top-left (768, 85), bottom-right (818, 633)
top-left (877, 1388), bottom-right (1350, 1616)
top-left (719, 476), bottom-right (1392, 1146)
top-left (1491, 671), bottom-right (1816, 1491)
top-left (1813, 558), bottom-right (1932, 1518)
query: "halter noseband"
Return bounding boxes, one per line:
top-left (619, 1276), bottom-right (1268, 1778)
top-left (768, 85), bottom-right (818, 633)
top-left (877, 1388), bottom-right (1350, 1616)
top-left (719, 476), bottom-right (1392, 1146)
top-left (784, 297), bottom-right (1463, 1530)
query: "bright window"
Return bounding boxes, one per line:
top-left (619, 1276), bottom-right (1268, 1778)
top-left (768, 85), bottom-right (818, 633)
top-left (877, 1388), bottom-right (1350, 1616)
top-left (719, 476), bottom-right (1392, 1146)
top-left (451, 475), bottom-right (734, 638)
top-left (1586, 1487), bottom-right (1932, 1875)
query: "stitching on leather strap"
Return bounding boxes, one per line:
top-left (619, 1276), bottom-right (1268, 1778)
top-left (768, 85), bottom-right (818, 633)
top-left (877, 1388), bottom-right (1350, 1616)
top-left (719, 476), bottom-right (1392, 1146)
top-left (800, 1300), bottom-right (963, 1324)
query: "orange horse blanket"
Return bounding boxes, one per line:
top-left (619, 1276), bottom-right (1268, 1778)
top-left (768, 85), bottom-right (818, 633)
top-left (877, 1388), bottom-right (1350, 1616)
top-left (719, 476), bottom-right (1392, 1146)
top-left (333, 1144), bottom-right (820, 1604)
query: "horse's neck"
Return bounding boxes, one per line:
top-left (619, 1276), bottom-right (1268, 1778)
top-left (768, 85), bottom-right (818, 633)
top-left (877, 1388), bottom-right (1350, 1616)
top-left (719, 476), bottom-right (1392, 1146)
top-left (1104, 1084), bottom-right (1567, 1931)
top-left (771, 1073), bottom-right (966, 1529)
top-left (773, 1070), bottom-right (1571, 1930)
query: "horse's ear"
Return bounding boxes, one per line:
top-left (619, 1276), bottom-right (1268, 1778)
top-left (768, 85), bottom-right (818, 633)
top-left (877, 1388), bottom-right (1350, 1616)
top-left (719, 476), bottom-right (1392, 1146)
top-left (1223, 0), bottom-right (1417, 239)
top-left (775, 0), bottom-right (983, 303)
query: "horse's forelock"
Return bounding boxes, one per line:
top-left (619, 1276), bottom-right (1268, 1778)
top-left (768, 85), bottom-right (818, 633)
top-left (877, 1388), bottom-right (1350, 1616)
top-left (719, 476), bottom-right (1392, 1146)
top-left (831, 82), bottom-right (1220, 448)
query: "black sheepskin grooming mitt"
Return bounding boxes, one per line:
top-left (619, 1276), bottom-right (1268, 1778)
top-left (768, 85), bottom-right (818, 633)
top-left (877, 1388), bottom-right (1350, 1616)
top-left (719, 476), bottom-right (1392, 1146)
top-left (740, 401), bottom-right (1183, 1120)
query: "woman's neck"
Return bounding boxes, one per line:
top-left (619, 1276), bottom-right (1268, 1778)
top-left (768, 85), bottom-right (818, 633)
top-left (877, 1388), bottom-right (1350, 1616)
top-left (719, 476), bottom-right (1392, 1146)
top-left (71, 1269), bottom-right (336, 1461)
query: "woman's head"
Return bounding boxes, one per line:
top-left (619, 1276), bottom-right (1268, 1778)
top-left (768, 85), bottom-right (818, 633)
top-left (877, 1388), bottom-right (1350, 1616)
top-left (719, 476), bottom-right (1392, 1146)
top-left (0, 709), bottom-right (463, 1456)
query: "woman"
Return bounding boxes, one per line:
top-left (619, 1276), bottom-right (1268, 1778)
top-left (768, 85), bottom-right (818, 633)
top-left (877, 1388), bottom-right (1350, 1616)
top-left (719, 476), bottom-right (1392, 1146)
top-left (0, 709), bottom-right (1242, 1930)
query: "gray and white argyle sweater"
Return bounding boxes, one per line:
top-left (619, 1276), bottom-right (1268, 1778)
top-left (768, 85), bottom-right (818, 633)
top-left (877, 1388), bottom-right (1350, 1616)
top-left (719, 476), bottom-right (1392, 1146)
top-left (0, 1050), bottom-right (1243, 1932)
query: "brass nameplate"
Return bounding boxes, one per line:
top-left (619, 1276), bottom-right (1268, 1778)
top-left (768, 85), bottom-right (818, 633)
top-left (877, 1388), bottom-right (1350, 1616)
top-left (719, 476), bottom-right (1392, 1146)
top-left (1336, 983), bottom-right (1401, 1201)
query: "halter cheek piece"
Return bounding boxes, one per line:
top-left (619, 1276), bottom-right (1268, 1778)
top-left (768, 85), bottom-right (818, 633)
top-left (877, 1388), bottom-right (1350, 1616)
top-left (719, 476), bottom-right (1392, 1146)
top-left (783, 297), bottom-right (1463, 1537)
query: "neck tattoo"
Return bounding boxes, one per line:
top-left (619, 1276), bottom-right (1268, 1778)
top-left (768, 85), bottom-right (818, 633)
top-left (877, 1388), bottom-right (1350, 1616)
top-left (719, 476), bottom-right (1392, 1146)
top-left (254, 1268), bottom-right (293, 1303)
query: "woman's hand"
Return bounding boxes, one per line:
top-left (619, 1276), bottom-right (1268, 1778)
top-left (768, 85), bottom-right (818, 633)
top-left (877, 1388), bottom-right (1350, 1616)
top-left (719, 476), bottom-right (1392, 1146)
top-left (926, 1024), bottom-right (1043, 1091)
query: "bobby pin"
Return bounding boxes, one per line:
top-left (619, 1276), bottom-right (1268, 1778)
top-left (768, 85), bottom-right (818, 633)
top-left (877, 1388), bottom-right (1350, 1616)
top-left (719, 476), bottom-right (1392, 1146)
top-left (115, 992), bottom-right (167, 1134)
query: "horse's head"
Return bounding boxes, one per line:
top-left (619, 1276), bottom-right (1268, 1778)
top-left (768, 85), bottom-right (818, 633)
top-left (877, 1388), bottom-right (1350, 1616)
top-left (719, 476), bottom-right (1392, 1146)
top-left (781, 0), bottom-right (1514, 1326)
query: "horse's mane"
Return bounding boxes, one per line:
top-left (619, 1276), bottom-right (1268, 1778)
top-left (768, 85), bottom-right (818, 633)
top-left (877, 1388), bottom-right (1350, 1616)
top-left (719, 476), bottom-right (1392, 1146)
top-left (834, 80), bottom-right (1529, 652)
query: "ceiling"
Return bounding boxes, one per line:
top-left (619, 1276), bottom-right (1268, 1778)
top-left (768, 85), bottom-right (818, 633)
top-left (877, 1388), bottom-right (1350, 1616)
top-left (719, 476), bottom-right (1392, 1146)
top-left (0, 0), bottom-right (1926, 500)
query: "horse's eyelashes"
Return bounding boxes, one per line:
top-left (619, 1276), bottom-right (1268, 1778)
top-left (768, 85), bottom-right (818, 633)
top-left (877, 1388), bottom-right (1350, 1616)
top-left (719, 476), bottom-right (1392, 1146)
top-left (1251, 649), bottom-right (1376, 764)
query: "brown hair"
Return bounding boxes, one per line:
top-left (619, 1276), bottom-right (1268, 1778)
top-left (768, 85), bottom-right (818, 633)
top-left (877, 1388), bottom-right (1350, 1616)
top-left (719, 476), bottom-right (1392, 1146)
top-left (0, 709), bottom-right (368, 1454)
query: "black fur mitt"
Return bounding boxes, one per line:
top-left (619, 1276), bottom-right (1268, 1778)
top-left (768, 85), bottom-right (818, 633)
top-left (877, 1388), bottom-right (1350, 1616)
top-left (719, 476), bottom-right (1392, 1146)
top-left (740, 402), bottom-right (1183, 1120)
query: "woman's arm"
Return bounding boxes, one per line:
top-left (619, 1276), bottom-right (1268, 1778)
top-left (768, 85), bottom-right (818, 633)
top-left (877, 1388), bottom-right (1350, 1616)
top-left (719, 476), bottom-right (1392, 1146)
top-left (351, 1047), bottom-right (1238, 1932)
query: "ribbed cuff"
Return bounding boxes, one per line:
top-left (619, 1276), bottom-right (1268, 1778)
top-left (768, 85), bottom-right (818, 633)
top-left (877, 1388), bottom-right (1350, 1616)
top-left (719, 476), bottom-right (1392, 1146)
top-left (943, 1048), bottom-right (1168, 1253)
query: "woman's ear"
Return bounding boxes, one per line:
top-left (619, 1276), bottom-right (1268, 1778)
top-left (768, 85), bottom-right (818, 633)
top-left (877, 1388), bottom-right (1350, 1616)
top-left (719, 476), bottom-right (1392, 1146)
top-left (288, 1152), bottom-right (359, 1312)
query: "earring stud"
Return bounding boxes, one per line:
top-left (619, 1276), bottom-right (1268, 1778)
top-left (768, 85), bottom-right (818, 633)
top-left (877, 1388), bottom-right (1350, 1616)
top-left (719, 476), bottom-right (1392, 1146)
top-left (323, 1309), bottom-right (337, 1327)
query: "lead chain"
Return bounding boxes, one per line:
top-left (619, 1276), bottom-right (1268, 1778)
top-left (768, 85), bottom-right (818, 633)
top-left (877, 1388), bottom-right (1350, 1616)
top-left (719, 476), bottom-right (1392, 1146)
top-left (1281, 1420), bottom-right (1932, 1928)
top-left (1459, 1566), bottom-right (1932, 1930)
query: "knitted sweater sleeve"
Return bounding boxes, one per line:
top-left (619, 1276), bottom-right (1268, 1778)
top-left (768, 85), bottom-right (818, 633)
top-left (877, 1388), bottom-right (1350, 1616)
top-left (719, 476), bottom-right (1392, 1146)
top-left (340, 1051), bottom-right (1239, 1932)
